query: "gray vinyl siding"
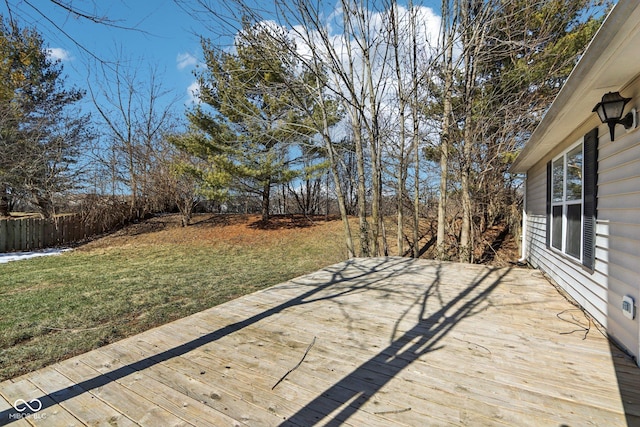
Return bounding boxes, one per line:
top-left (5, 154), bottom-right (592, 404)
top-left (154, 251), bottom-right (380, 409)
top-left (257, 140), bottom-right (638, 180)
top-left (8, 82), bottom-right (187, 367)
top-left (524, 124), bottom-right (640, 361)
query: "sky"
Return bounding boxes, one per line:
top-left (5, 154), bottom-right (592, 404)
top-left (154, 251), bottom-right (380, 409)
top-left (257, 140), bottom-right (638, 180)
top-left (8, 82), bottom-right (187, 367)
top-left (0, 1), bottom-right (443, 114)
top-left (0, 0), bottom-right (447, 136)
top-left (0, 1), bottom-right (216, 109)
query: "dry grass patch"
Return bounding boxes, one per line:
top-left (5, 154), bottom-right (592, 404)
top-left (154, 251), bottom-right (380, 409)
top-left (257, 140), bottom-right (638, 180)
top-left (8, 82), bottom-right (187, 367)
top-left (0, 214), bottom-right (349, 381)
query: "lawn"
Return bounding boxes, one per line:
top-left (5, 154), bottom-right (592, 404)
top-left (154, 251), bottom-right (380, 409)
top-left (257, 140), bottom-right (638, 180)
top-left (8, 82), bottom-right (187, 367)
top-left (0, 214), bottom-right (351, 381)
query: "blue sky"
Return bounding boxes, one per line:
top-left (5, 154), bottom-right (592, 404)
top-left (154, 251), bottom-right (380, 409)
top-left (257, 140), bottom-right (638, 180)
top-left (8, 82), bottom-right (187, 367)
top-left (1, 1), bottom-right (210, 110)
top-left (0, 0), bottom-right (443, 117)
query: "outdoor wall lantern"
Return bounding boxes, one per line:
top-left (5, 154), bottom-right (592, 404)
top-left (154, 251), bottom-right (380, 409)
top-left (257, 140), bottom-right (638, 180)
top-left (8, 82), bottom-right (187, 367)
top-left (592, 91), bottom-right (636, 141)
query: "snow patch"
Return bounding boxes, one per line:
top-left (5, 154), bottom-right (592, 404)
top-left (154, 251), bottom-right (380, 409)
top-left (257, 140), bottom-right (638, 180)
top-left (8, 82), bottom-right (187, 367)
top-left (0, 248), bottom-right (72, 264)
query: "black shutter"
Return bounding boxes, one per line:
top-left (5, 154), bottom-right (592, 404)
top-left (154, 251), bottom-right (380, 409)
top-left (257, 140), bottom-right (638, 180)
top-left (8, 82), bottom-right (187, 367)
top-left (583, 127), bottom-right (598, 270)
top-left (546, 161), bottom-right (552, 248)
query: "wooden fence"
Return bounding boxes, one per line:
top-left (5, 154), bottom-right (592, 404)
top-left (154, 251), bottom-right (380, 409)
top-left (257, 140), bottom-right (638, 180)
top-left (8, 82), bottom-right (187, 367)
top-left (0, 214), bottom-right (102, 253)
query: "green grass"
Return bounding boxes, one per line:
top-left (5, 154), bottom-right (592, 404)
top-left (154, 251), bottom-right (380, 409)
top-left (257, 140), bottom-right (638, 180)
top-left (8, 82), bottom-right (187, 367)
top-left (0, 216), bottom-right (349, 381)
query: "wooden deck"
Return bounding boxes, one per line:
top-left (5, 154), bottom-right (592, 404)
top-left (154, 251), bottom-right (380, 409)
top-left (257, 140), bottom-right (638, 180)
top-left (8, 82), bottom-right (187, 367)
top-left (1, 257), bottom-right (639, 426)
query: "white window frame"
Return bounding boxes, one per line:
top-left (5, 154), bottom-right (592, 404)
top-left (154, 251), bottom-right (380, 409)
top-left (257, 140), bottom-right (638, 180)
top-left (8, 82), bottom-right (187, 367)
top-left (550, 139), bottom-right (584, 261)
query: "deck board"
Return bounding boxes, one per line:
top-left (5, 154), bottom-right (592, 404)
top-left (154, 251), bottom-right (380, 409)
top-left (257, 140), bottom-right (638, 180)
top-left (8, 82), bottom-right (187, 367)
top-left (1, 257), bottom-right (639, 426)
top-left (26, 368), bottom-right (139, 427)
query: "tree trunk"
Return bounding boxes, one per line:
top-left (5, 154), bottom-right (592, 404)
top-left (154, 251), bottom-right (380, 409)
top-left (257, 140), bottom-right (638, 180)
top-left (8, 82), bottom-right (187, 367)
top-left (345, 26), bottom-right (371, 256)
top-left (459, 0), bottom-right (487, 263)
top-left (436, 134), bottom-right (449, 260)
top-left (0, 184), bottom-right (9, 217)
top-left (34, 193), bottom-right (53, 219)
top-left (316, 67), bottom-right (354, 256)
top-left (459, 156), bottom-right (472, 262)
top-left (261, 179), bottom-right (271, 222)
top-left (371, 146), bottom-right (383, 256)
top-left (282, 182), bottom-right (287, 215)
top-left (181, 210), bottom-right (192, 227)
top-left (324, 133), bottom-right (355, 258)
top-left (353, 114), bottom-right (370, 257)
top-left (436, 0), bottom-right (456, 261)
top-left (325, 172), bottom-right (330, 221)
top-left (305, 178), bottom-right (311, 215)
top-left (459, 1), bottom-right (473, 264)
top-left (397, 163), bottom-right (405, 257)
top-left (413, 138), bottom-right (420, 258)
top-left (391, 1), bottom-right (406, 257)
top-left (364, 49), bottom-right (383, 257)
top-left (410, 0), bottom-right (421, 259)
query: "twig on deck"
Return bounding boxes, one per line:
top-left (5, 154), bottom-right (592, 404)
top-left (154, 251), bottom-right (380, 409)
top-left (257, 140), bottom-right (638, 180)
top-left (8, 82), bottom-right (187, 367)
top-left (453, 337), bottom-right (492, 354)
top-left (272, 336), bottom-right (316, 390)
top-left (374, 407), bottom-right (411, 415)
top-left (557, 309), bottom-right (591, 340)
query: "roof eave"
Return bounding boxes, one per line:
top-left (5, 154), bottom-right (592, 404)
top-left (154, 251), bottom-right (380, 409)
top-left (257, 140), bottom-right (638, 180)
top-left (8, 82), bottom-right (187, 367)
top-left (511, 0), bottom-right (640, 173)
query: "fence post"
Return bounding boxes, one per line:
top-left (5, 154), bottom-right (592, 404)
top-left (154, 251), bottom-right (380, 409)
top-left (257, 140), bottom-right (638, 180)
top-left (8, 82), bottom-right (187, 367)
top-left (60, 216), bottom-right (67, 245)
top-left (23, 218), bottom-right (29, 251)
top-left (71, 215), bottom-right (80, 242)
top-left (14, 219), bottom-right (21, 251)
top-left (57, 217), bottom-right (62, 245)
top-left (23, 218), bottom-right (29, 250)
top-left (43, 219), bottom-right (51, 248)
top-left (36, 217), bottom-right (43, 249)
top-left (0, 219), bottom-right (6, 252)
top-left (67, 215), bottom-right (74, 243)
top-left (26, 218), bottom-right (33, 250)
top-left (17, 218), bottom-right (29, 251)
top-left (32, 218), bottom-right (37, 250)
top-left (66, 215), bottom-right (72, 243)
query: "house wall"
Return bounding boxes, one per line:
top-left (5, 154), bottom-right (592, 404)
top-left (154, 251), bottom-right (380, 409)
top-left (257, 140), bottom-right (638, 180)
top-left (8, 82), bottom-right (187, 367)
top-left (524, 96), bottom-right (640, 364)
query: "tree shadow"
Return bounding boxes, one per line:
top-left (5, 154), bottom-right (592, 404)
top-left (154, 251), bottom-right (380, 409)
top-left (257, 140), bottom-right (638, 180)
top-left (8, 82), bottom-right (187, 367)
top-left (279, 262), bottom-right (509, 426)
top-left (106, 215), bottom-right (173, 237)
top-left (248, 214), bottom-right (320, 230)
top-left (0, 257), bottom-right (431, 424)
top-left (192, 213), bottom-right (251, 227)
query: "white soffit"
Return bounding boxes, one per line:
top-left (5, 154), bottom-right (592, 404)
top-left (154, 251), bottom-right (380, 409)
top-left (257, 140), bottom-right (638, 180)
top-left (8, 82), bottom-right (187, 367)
top-left (511, 0), bottom-right (640, 173)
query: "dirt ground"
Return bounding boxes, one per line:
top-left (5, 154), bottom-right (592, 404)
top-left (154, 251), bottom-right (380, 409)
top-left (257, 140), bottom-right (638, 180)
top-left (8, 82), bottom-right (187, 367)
top-left (474, 223), bottom-right (522, 267)
top-left (78, 214), bottom-right (334, 250)
top-left (79, 213), bottom-right (521, 267)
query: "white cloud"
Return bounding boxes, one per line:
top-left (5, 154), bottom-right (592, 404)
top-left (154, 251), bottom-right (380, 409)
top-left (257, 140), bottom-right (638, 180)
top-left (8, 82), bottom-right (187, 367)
top-left (186, 80), bottom-right (200, 104)
top-left (287, 4), bottom-right (441, 95)
top-left (177, 52), bottom-right (198, 70)
top-left (46, 47), bottom-right (73, 62)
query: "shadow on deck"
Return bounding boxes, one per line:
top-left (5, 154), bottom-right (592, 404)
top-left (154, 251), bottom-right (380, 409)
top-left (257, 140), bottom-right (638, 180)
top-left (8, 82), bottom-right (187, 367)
top-left (1, 257), bottom-right (638, 426)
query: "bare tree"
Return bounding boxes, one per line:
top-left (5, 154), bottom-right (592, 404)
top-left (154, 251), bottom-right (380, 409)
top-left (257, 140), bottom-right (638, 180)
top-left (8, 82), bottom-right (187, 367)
top-left (386, 1), bottom-right (408, 256)
top-left (89, 60), bottom-right (179, 220)
top-left (435, 0), bottom-right (459, 260)
top-left (456, 0), bottom-right (495, 262)
top-left (170, 155), bottom-right (202, 226)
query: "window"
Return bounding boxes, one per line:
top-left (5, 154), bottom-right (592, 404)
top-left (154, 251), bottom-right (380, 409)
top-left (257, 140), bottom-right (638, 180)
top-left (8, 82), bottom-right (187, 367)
top-left (546, 128), bottom-right (597, 269)
top-left (550, 142), bottom-right (583, 259)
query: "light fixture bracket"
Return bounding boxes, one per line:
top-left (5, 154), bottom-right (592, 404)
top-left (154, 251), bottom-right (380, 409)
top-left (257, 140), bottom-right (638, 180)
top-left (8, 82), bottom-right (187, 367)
top-left (622, 108), bottom-right (637, 131)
